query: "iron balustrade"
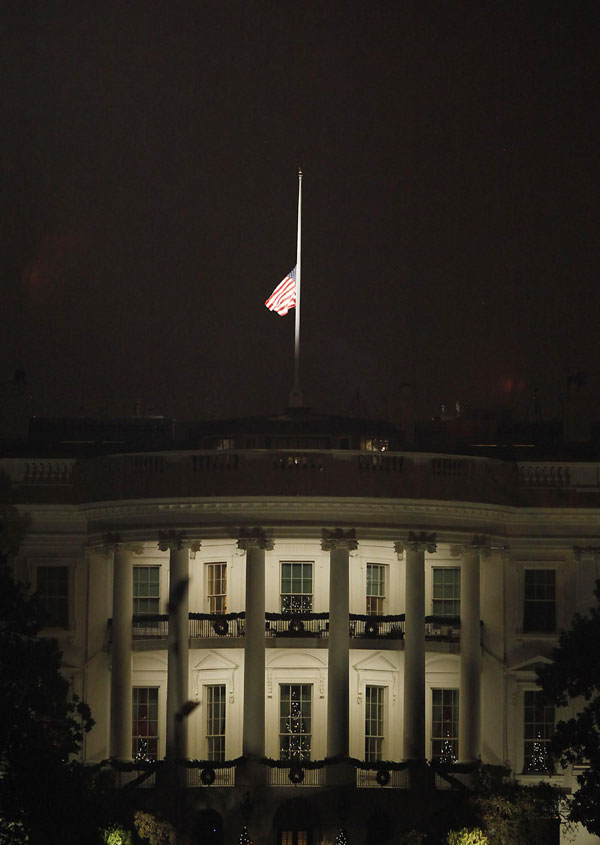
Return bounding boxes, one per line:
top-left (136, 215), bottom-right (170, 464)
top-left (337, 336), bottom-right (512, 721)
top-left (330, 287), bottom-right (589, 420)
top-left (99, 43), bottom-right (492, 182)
top-left (265, 612), bottom-right (329, 638)
top-left (349, 615), bottom-right (406, 639)
top-left (186, 766), bottom-right (235, 787)
top-left (355, 768), bottom-right (410, 789)
top-left (425, 615), bottom-right (461, 642)
top-left (109, 613), bottom-right (247, 641)
top-left (267, 767), bottom-right (324, 786)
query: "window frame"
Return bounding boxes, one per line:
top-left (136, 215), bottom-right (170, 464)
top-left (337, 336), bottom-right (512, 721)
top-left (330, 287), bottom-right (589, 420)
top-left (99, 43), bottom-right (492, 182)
top-left (205, 683), bottom-right (226, 762)
top-left (430, 687), bottom-right (459, 763)
top-left (35, 564), bottom-right (70, 629)
top-left (280, 561), bottom-right (314, 614)
top-left (366, 563), bottom-right (386, 616)
top-left (205, 562), bottom-right (228, 615)
top-left (132, 686), bottom-right (160, 761)
top-left (523, 568), bottom-right (556, 633)
top-left (522, 689), bottom-right (555, 774)
top-left (432, 567), bottom-right (461, 618)
top-left (279, 683), bottom-right (313, 761)
top-left (364, 684), bottom-right (385, 761)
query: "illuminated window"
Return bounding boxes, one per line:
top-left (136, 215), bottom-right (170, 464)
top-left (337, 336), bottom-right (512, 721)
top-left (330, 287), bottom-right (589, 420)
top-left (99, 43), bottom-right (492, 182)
top-left (365, 685), bottom-right (384, 761)
top-left (36, 566), bottom-right (69, 628)
top-left (206, 685), bottom-right (226, 762)
top-left (280, 834), bottom-right (309, 845)
top-left (431, 688), bottom-right (459, 763)
top-left (206, 563), bottom-right (227, 614)
top-left (366, 564), bottom-right (386, 615)
top-left (132, 687), bottom-right (159, 760)
top-left (279, 684), bottom-right (312, 761)
top-left (280, 562), bottom-right (313, 613)
top-left (432, 568), bottom-right (460, 617)
top-left (523, 691), bottom-right (554, 772)
top-left (524, 570), bottom-right (556, 632)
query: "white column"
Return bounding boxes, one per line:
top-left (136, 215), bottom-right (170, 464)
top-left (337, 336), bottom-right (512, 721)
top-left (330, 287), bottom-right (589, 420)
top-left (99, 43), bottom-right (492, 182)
top-left (401, 531), bottom-right (436, 761)
top-left (109, 539), bottom-right (134, 761)
top-left (159, 530), bottom-right (193, 763)
top-left (238, 528), bottom-right (272, 763)
top-left (322, 528), bottom-right (357, 783)
top-left (459, 540), bottom-right (484, 763)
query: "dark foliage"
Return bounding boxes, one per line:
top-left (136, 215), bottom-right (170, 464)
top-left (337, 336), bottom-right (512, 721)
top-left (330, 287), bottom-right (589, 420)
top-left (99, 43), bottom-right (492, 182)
top-left (537, 581), bottom-right (600, 836)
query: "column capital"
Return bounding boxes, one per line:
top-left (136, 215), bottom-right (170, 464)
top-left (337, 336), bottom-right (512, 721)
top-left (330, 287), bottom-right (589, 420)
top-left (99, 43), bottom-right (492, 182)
top-left (157, 529), bottom-right (195, 552)
top-left (102, 532), bottom-right (144, 556)
top-left (237, 527), bottom-right (274, 551)
top-left (321, 527), bottom-right (358, 552)
top-left (574, 545), bottom-right (600, 562)
top-left (397, 531), bottom-right (437, 555)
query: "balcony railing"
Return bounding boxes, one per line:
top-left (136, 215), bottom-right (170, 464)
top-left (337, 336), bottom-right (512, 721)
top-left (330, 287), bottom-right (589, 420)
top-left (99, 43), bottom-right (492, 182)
top-left (425, 615), bottom-right (461, 642)
top-left (267, 766), bottom-right (324, 786)
top-left (265, 612), bottom-right (329, 638)
top-left (355, 767), bottom-right (410, 789)
top-left (349, 614), bottom-right (405, 639)
top-left (108, 612), bottom-right (478, 645)
top-left (185, 765), bottom-right (236, 787)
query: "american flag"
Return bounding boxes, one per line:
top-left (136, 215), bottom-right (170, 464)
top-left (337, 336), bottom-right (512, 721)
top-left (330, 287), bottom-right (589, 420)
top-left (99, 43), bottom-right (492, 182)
top-left (265, 267), bottom-right (296, 316)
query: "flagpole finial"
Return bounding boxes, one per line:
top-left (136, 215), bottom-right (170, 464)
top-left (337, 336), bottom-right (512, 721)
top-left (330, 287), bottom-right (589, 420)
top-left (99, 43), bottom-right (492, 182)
top-left (298, 166), bottom-right (303, 177)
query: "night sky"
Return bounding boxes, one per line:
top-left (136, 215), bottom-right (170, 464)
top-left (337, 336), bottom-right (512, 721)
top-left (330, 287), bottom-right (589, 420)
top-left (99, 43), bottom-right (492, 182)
top-left (2, 1), bottom-right (599, 423)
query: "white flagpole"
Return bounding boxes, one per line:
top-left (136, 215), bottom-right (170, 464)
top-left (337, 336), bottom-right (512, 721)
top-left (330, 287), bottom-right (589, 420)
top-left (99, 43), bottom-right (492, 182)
top-left (289, 167), bottom-right (303, 407)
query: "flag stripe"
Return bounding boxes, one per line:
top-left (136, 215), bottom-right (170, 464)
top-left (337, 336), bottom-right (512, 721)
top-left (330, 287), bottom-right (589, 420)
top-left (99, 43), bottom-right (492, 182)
top-left (265, 267), bottom-right (297, 316)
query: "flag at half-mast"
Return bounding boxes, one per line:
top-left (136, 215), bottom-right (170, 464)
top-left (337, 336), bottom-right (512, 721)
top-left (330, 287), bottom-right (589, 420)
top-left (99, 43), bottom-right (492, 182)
top-left (265, 267), bottom-right (297, 316)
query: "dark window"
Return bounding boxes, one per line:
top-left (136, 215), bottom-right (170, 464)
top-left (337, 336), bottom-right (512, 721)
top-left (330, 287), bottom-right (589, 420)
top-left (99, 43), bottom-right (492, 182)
top-left (524, 570), bottom-right (556, 632)
top-left (36, 566), bottom-right (69, 628)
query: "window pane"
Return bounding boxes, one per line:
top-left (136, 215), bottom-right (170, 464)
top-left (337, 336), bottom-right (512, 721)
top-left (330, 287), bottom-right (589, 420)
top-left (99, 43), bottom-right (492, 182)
top-left (365, 685), bottom-right (384, 761)
top-left (132, 687), bottom-right (159, 760)
top-left (36, 566), bottom-right (69, 628)
top-left (432, 568), bottom-right (460, 617)
top-left (206, 684), bottom-right (226, 762)
top-left (431, 688), bottom-right (458, 763)
top-left (280, 562), bottom-right (313, 613)
top-left (279, 684), bottom-right (312, 761)
top-left (524, 570), bottom-right (556, 632)
top-left (206, 562), bottom-right (227, 614)
top-left (366, 564), bottom-right (385, 615)
top-left (523, 690), bottom-right (554, 772)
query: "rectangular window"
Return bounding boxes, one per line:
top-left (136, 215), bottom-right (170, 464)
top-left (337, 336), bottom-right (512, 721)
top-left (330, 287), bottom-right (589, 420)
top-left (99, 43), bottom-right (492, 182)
top-left (36, 566), bottom-right (69, 628)
top-left (524, 690), bottom-right (555, 772)
top-left (432, 568), bottom-right (461, 617)
top-left (365, 685), bottom-right (384, 761)
top-left (280, 562), bottom-right (313, 613)
top-left (366, 564), bottom-right (386, 615)
top-left (206, 563), bottom-right (227, 614)
top-left (133, 566), bottom-right (161, 630)
top-left (132, 687), bottom-right (159, 760)
top-left (279, 684), bottom-right (312, 761)
top-left (206, 684), bottom-right (226, 762)
top-left (524, 570), bottom-right (556, 632)
top-left (431, 688), bottom-right (459, 763)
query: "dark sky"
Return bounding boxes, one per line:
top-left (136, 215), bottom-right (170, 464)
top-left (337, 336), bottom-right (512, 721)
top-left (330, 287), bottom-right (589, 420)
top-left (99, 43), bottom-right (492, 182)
top-left (2, 1), bottom-right (599, 423)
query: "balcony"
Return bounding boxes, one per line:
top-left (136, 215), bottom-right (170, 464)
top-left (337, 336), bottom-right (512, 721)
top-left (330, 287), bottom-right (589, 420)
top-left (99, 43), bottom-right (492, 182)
top-left (185, 764), bottom-right (236, 787)
top-left (265, 612), bottom-right (329, 638)
top-left (355, 766), bottom-right (410, 789)
top-left (349, 615), bottom-right (405, 640)
top-left (267, 765), bottom-right (324, 786)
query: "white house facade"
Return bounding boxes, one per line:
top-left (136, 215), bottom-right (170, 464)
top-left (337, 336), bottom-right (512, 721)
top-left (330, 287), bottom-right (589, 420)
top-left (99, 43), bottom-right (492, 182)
top-left (2, 412), bottom-right (600, 844)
